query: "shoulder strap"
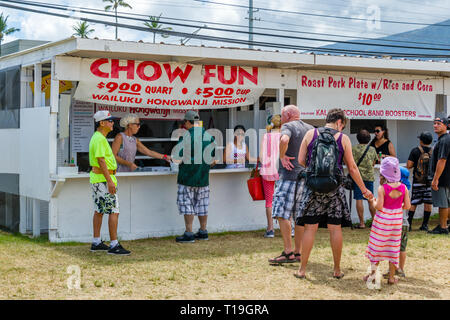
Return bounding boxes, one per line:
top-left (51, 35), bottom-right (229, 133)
top-left (357, 144), bottom-right (371, 166)
top-left (418, 145), bottom-right (424, 154)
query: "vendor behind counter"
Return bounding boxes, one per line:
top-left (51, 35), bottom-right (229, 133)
top-left (111, 114), bottom-right (171, 172)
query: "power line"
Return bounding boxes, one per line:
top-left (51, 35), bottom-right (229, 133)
top-left (1, 1), bottom-right (450, 58)
top-left (3, 0), bottom-right (450, 53)
top-left (193, 0), bottom-right (450, 27)
top-left (10, 0), bottom-right (450, 48)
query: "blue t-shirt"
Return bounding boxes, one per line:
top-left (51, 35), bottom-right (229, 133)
top-left (400, 166), bottom-right (411, 190)
top-left (400, 166), bottom-right (411, 227)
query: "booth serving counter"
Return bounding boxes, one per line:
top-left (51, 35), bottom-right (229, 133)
top-left (49, 168), bottom-right (269, 242)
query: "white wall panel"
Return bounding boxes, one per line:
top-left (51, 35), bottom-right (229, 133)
top-left (0, 129), bottom-right (20, 174)
top-left (19, 107), bottom-right (50, 201)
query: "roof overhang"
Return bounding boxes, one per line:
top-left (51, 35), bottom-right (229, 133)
top-left (1, 37), bottom-right (449, 77)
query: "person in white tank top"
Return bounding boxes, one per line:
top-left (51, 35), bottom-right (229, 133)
top-left (224, 125), bottom-right (255, 169)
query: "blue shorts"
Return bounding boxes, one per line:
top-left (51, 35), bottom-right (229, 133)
top-left (353, 180), bottom-right (374, 200)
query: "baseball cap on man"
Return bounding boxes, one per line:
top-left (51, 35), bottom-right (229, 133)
top-left (434, 116), bottom-right (449, 126)
top-left (418, 131), bottom-right (433, 144)
top-left (94, 110), bottom-right (116, 122)
top-left (184, 110), bottom-right (200, 121)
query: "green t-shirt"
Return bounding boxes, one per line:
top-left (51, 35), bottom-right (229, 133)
top-left (89, 131), bottom-right (118, 186)
top-left (352, 144), bottom-right (378, 182)
top-left (175, 127), bottom-right (216, 187)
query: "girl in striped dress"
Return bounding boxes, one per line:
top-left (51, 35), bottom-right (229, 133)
top-left (364, 157), bottom-right (411, 285)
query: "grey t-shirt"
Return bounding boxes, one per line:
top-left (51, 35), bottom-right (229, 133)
top-left (279, 120), bottom-right (314, 181)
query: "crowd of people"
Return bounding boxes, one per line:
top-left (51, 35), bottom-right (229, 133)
top-left (86, 106), bottom-right (449, 287)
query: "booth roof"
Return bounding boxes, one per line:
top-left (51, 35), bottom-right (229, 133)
top-left (0, 37), bottom-right (449, 77)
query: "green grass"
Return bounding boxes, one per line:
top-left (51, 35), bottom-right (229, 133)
top-left (0, 216), bottom-right (448, 300)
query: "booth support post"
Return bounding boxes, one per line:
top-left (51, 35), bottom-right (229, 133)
top-left (32, 63), bottom-right (42, 237)
top-left (276, 88), bottom-right (285, 109)
top-left (48, 57), bottom-right (59, 241)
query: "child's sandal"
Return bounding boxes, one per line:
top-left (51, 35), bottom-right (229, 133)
top-left (387, 278), bottom-right (399, 285)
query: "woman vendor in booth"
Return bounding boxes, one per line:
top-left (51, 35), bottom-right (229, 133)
top-left (112, 114), bottom-right (171, 172)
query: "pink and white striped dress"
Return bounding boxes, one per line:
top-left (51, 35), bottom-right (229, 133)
top-left (366, 183), bottom-right (406, 266)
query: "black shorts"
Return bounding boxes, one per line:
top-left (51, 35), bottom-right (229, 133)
top-left (411, 183), bottom-right (432, 205)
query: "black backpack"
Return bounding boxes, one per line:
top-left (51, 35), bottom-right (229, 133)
top-left (305, 127), bottom-right (342, 193)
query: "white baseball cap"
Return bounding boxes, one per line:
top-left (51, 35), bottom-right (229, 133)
top-left (94, 110), bottom-right (116, 122)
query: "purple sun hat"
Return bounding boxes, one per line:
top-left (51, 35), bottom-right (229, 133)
top-left (380, 157), bottom-right (400, 183)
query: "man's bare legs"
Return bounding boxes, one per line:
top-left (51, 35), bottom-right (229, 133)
top-left (279, 217), bottom-right (294, 256)
top-left (108, 213), bottom-right (119, 241)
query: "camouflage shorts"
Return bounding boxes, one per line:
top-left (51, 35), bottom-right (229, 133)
top-left (91, 182), bottom-right (120, 214)
top-left (400, 225), bottom-right (408, 252)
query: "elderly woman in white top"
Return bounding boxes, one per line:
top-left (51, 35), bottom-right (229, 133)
top-left (112, 114), bottom-right (171, 172)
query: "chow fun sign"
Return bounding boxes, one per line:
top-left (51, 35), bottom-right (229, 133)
top-left (298, 71), bottom-right (441, 120)
top-left (73, 58), bottom-right (265, 109)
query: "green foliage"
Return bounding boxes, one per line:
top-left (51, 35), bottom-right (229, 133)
top-left (103, 0), bottom-right (133, 40)
top-left (72, 21), bottom-right (95, 38)
top-left (143, 14), bottom-right (173, 43)
top-left (0, 13), bottom-right (20, 55)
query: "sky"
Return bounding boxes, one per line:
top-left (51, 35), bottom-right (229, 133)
top-left (1, 0), bottom-right (449, 51)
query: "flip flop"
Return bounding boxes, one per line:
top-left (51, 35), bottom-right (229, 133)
top-left (333, 272), bottom-right (345, 279)
top-left (293, 271), bottom-right (306, 279)
top-left (354, 225), bottom-right (366, 229)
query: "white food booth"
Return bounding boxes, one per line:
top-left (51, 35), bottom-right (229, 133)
top-left (0, 37), bottom-right (448, 242)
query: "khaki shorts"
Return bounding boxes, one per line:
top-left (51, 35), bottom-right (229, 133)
top-left (431, 186), bottom-right (450, 208)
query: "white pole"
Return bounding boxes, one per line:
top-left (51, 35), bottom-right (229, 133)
top-left (33, 63), bottom-right (42, 108)
top-left (49, 58), bottom-right (59, 241)
top-left (32, 199), bottom-right (40, 237)
top-left (19, 196), bottom-right (27, 234)
top-left (276, 88), bottom-right (285, 109)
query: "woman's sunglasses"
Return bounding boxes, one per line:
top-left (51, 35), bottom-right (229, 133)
top-left (374, 129), bottom-right (381, 133)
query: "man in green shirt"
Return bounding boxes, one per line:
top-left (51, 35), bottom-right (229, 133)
top-left (89, 110), bottom-right (130, 255)
top-left (172, 111), bottom-right (216, 243)
top-left (352, 129), bottom-right (378, 228)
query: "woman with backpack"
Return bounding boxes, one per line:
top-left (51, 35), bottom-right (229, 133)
top-left (293, 108), bottom-right (373, 279)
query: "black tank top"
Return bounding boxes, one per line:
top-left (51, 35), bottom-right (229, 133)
top-left (370, 139), bottom-right (391, 156)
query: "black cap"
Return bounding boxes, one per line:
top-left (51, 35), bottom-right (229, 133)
top-left (434, 117), bottom-right (449, 126)
top-left (418, 131), bottom-right (433, 144)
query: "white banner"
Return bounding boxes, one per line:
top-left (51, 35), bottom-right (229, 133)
top-left (298, 71), bottom-right (441, 120)
top-left (73, 58), bottom-right (265, 109)
top-left (95, 104), bottom-right (192, 120)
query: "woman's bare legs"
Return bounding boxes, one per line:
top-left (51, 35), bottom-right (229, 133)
top-left (296, 223), bottom-right (318, 277)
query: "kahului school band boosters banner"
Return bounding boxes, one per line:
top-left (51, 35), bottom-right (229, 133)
top-left (73, 58), bottom-right (265, 109)
top-left (298, 71), bottom-right (441, 120)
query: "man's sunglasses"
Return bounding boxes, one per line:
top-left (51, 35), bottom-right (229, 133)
top-left (130, 122), bottom-right (141, 126)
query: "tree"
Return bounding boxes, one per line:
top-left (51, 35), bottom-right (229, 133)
top-left (0, 13), bottom-right (20, 56)
top-left (72, 21), bottom-right (95, 38)
top-left (103, 0), bottom-right (132, 40)
top-left (144, 14), bottom-right (173, 44)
